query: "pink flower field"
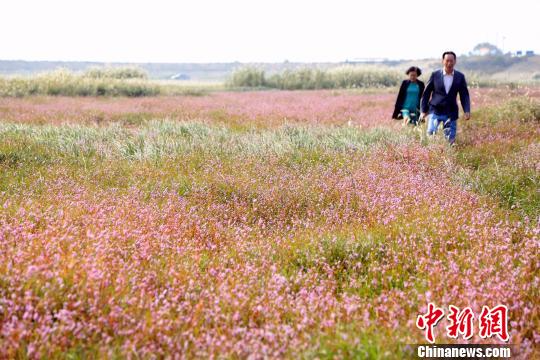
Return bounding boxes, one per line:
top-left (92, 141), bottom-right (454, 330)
top-left (1, 86), bottom-right (537, 127)
top-left (0, 88), bottom-right (539, 359)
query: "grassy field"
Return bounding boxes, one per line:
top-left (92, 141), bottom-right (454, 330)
top-left (0, 86), bottom-right (539, 358)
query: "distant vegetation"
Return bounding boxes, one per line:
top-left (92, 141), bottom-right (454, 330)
top-left (1, 48), bottom-right (540, 84)
top-left (227, 66), bottom-right (402, 89)
top-left (1, 52), bottom-right (539, 97)
top-left (459, 55), bottom-right (525, 74)
top-left (0, 68), bottom-right (215, 97)
top-left (0, 68), bottom-right (157, 97)
top-left (83, 66), bottom-right (149, 79)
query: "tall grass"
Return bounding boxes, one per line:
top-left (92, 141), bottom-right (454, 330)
top-left (0, 68), bottom-right (220, 97)
top-left (266, 68), bottom-right (332, 90)
top-left (0, 69), bottom-right (159, 97)
top-left (0, 121), bottom-right (411, 163)
top-left (226, 67), bottom-right (266, 88)
top-left (83, 66), bottom-right (149, 79)
top-left (227, 66), bottom-right (402, 90)
top-left (326, 66), bottom-right (402, 88)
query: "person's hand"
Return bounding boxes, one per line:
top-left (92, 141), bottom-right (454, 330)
top-left (464, 112), bottom-right (471, 120)
top-left (420, 112), bottom-right (427, 121)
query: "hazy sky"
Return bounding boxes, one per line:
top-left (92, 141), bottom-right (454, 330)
top-left (2, 0), bottom-right (539, 63)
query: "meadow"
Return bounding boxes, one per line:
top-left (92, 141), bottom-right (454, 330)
top-left (0, 83), bottom-right (539, 358)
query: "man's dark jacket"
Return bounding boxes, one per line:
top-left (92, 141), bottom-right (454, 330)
top-left (421, 69), bottom-right (470, 120)
top-left (392, 80), bottom-right (425, 119)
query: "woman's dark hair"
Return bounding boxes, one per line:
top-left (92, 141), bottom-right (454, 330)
top-left (442, 51), bottom-right (457, 60)
top-left (406, 66), bottom-right (422, 76)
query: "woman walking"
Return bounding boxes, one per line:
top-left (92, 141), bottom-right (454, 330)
top-left (392, 66), bottom-right (425, 126)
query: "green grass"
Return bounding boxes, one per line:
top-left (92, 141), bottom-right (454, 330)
top-left (454, 97), bottom-right (540, 220)
top-left (0, 121), bottom-right (411, 162)
top-left (297, 325), bottom-right (414, 359)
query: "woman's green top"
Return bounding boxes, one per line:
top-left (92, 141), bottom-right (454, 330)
top-left (402, 82), bottom-right (419, 111)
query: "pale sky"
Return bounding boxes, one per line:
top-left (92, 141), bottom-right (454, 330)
top-left (1, 0), bottom-right (539, 63)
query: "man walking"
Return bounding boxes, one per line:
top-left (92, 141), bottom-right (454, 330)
top-left (420, 51), bottom-right (471, 144)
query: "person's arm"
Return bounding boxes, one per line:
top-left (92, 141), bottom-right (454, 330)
top-left (392, 81), bottom-right (406, 119)
top-left (417, 81), bottom-right (425, 111)
top-left (459, 74), bottom-right (471, 120)
top-left (421, 72), bottom-right (434, 118)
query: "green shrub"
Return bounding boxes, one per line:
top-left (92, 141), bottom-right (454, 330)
top-left (265, 68), bottom-right (331, 90)
top-left (227, 66), bottom-right (401, 90)
top-left (226, 67), bottom-right (266, 88)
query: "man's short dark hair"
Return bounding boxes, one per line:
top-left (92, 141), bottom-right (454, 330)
top-left (406, 66), bottom-right (422, 76)
top-left (442, 51), bottom-right (457, 60)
